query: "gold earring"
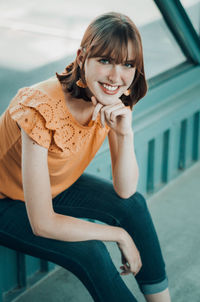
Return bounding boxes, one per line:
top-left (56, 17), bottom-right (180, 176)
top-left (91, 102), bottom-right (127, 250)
top-left (124, 89), bottom-right (131, 96)
top-left (76, 78), bottom-right (87, 88)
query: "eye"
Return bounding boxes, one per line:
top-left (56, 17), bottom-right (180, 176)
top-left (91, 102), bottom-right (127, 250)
top-left (98, 58), bottom-right (110, 64)
top-left (124, 62), bottom-right (134, 68)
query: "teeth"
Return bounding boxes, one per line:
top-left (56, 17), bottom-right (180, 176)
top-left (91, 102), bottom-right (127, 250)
top-left (102, 83), bottom-right (118, 91)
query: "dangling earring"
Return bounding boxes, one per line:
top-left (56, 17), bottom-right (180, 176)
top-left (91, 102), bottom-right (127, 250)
top-left (76, 78), bottom-right (87, 88)
top-left (123, 89), bottom-right (131, 96)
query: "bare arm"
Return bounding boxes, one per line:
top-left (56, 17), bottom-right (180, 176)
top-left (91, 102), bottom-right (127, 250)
top-left (21, 128), bottom-right (125, 243)
top-left (108, 129), bottom-right (139, 199)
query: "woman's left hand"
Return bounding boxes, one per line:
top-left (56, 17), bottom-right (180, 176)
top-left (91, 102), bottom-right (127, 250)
top-left (91, 96), bottom-right (133, 136)
top-left (119, 250), bottom-right (132, 276)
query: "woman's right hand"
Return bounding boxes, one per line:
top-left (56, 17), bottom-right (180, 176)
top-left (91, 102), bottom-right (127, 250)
top-left (117, 230), bottom-right (142, 276)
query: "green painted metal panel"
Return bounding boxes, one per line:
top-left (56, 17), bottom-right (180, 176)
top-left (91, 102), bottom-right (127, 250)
top-left (40, 259), bottom-right (49, 272)
top-left (147, 139), bottom-right (155, 193)
top-left (0, 248), bottom-right (17, 293)
top-left (17, 253), bottom-right (26, 288)
top-left (134, 139), bottom-right (148, 195)
top-left (162, 130), bottom-right (170, 183)
top-left (25, 255), bottom-right (40, 279)
top-left (154, 133), bottom-right (164, 192)
top-left (193, 112), bottom-right (200, 161)
top-left (85, 149), bottom-right (112, 180)
top-left (0, 247), bottom-right (56, 302)
top-left (178, 119), bottom-right (187, 170)
top-left (186, 114), bottom-right (195, 168)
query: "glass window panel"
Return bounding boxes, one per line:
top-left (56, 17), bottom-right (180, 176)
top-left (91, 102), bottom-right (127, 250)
top-left (180, 0), bottom-right (200, 35)
top-left (0, 0), bottom-right (186, 79)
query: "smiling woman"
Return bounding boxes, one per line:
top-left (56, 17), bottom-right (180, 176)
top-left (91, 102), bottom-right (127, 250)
top-left (0, 11), bottom-right (171, 302)
top-left (82, 42), bottom-right (136, 103)
top-left (56, 12), bottom-right (147, 109)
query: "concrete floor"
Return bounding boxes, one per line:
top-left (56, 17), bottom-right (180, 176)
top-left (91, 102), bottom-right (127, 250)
top-left (13, 161), bottom-right (200, 302)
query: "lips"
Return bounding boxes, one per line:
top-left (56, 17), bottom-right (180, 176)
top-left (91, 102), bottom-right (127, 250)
top-left (99, 82), bottom-right (120, 95)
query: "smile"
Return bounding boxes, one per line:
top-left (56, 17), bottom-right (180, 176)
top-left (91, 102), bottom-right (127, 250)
top-left (99, 82), bottom-right (120, 95)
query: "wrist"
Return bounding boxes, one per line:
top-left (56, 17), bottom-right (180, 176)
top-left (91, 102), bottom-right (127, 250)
top-left (116, 129), bottom-right (133, 138)
top-left (116, 130), bottom-right (134, 145)
top-left (117, 227), bottom-right (129, 244)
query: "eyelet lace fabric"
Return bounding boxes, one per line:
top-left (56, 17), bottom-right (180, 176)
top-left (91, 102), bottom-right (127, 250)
top-left (9, 87), bottom-right (107, 155)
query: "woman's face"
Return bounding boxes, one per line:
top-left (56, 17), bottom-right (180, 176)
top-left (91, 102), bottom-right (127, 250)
top-left (80, 40), bottom-right (136, 106)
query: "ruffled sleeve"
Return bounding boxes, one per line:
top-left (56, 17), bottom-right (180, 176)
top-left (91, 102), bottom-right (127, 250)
top-left (8, 86), bottom-right (108, 155)
top-left (9, 87), bottom-right (53, 149)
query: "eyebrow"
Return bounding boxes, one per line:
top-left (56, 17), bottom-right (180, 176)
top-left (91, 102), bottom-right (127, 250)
top-left (99, 56), bottom-right (136, 63)
top-left (124, 60), bottom-right (136, 63)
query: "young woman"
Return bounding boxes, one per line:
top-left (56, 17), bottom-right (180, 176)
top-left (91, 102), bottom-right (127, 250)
top-left (0, 12), bottom-right (171, 302)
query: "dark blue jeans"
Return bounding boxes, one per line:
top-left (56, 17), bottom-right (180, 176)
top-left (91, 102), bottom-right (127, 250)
top-left (0, 173), bottom-right (168, 302)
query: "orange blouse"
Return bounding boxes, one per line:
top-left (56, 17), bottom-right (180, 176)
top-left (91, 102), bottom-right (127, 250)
top-left (0, 79), bottom-right (110, 201)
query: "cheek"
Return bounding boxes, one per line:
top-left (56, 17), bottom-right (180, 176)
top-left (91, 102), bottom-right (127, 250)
top-left (125, 70), bottom-right (136, 85)
top-left (86, 66), bottom-right (106, 84)
top-left (93, 66), bottom-right (106, 79)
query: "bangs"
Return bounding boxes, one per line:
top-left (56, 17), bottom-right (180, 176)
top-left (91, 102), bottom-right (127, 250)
top-left (56, 12), bottom-right (147, 107)
top-left (87, 27), bottom-right (141, 70)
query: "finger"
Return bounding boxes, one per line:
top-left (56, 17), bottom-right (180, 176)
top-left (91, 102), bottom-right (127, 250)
top-left (120, 265), bottom-right (129, 271)
top-left (92, 102), bottom-right (103, 120)
top-left (100, 109), bottom-right (105, 127)
top-left (129, 262), bottom-right (139, 275)
top-left (102, 103), bottom-right (125, 122)
top-left (91, 96), bottom-right (97, 106)
top-left (100, 103), bottom-right (124, 127)
top-left (130, 260), bottom-right (142, 276)
top-left (109, 107), bottom-right (128, 122)
top-left (135, 259), bottom-right (142, 276)
top-left (120, 270), bottom-right (131, 276)
top-left (123, 263), bottom-right (130, 270)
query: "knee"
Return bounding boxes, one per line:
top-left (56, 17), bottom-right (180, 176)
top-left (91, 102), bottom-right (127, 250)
top-left (74, 240), bottom-right (117, 275)
top-left (78, 240), bottom-right (110, 264)
top-left (119, 191), bottom-right (149, 218)
top-left (131, 191), bottom-right (148, 210)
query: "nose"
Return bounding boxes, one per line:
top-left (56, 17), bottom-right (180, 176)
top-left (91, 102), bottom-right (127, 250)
top-left (107, 65), bottom-right (121, 84)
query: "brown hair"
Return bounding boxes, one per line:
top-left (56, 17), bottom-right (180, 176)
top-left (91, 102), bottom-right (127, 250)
top-left (56, 12), bottom-right (148, 110)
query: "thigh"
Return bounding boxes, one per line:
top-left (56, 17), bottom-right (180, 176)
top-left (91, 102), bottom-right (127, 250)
top-left (52, 172), bottom-right (132, 226)
top-left (52, 172), bottom-right (155, 232)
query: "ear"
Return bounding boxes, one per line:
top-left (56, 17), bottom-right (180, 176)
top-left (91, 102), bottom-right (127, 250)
top-left (76, 48), bottom-right (84, 68)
